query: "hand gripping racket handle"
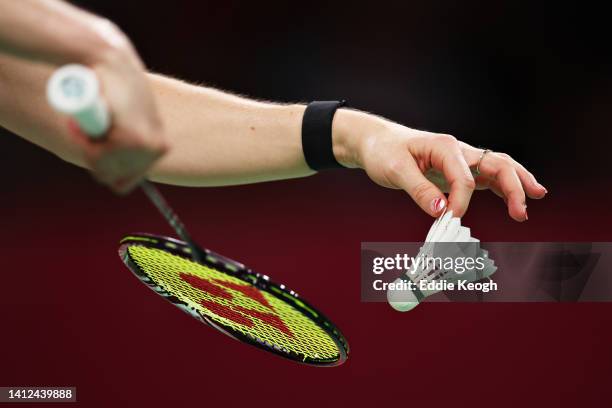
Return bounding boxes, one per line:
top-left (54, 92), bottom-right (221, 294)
top-left (46, 64), bottom-right (202, 262)
top-left (47, 64), bottom-right (110, 137)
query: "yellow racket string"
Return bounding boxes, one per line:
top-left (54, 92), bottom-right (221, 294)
top-left (128, 246), bottom-right (340, 361)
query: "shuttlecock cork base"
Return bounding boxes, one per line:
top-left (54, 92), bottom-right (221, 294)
top-left (387, 210), bottom-right (497, 312)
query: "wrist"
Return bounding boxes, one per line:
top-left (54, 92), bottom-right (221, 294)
top-left (332, 108), bottom-right (390, 169)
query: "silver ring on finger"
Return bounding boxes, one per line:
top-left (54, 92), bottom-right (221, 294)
top-left (475, 149), bottom-right (492, 176)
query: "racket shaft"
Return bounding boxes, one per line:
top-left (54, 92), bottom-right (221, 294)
top-left (140, 181), bottom-right (201, 262)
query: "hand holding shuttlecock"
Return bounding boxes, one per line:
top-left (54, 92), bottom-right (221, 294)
top-left (387, 210), bottom-right (497, 312)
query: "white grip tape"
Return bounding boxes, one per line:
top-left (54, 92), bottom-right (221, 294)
top-left (46, 64), bottom-right (110, 137)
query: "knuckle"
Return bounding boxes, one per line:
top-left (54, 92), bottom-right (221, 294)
top-left (94, 19), bottom-right (133, 57)
top-left (496, 153), bottom-right (514, 165)
top-left (412, 181), bottom-right (433, 203)
top-left (384, 159), bottom-right (406, 179)
top-left (436, 134), bottom-right (458, 145)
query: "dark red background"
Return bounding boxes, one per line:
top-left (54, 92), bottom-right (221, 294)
top-left (1, 1), bottom-right (611, 406)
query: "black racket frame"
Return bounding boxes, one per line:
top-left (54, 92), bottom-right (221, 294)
top-left (118, 233), bottom-right (349, 366)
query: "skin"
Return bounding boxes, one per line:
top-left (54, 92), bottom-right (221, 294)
top-left (334, 113), bottom-right (548, 221)
top-left (0, 0), bottom-right (167, 193)
top-left (0, 1), bottom-right (547, 221)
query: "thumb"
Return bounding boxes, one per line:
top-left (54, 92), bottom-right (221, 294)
top-left (385, 157), bottom-right (447, 217)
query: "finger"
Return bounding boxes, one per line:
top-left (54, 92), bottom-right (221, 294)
top-left (385, 157), bottom-right (448, 217)
top-left (466, 147), bottom-right (547, 199)
top-left (490, 184), bottom-right (506, 200)
top-left (511, 160), bottom-right (547, 199)
top-left (477, 176), bottom-right (513, 204)
top-left (474, 153), bottom-right (530, 220)
top-left (495, 166), bottom-right (527, 221)
top-left (474, 175), bottom-right (501, 195)
top-left (433, 137), bottom-right (475, 217)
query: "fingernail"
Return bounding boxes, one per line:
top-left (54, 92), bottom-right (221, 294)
top-left (431, 197), bottom-right (446, 214)
top-left (536, 182), bottom-right (548, 193)
top-left (525, 209), bottom-right (529, 220)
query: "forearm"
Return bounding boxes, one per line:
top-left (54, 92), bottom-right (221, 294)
top-left (0, 0), bottom-right (130, 66)
top-left (149, 76), bottom-right (389, 185)
top-left (147, 74), bottom-right (314, 186)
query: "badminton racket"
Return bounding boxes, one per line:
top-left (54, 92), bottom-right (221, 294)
top-left (46, 64), bottom-right (349, 366)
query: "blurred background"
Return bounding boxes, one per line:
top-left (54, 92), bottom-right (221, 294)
top-left (1, 1), bottom-right (610, 406)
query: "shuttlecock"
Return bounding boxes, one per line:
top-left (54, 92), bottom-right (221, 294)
top-left (387, 210), bottom-right (497, 312)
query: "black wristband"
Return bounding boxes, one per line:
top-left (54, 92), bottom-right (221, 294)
top-left (301, 100), bottom-right (347, 170)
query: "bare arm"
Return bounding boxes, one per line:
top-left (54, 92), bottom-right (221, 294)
top-left (0, 0), bottom-right (124, 64)
top-left (148, 75), bottom-right (315, 186)
top-left (0, 55), bottom-right (546, 220)
top-left (0, 0), bottom-right (166, 192)
top-left (0, 55), bottom-right (313, 185)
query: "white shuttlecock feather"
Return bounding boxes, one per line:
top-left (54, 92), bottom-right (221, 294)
top-left (387, 210), bottom-right (497, 311)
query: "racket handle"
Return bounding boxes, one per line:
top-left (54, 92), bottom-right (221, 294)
top-left (46, 64), bottom-right (110, 137)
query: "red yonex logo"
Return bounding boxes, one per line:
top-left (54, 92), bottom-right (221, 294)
top-left (179, 273), bottom-right (294, 337)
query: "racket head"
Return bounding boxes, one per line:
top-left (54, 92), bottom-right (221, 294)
top-left (118, 233), bottom-right (349, 366)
